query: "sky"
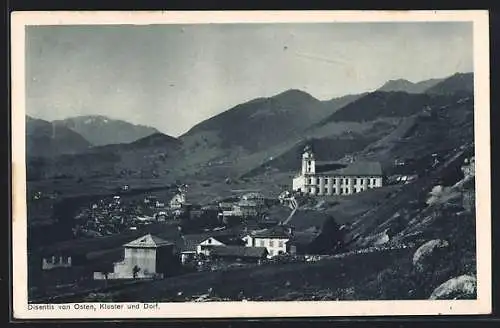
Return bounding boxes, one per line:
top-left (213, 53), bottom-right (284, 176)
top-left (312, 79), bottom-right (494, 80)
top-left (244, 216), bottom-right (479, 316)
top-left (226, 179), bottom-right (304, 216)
top-left (26, 22), bottom-right (473, 137)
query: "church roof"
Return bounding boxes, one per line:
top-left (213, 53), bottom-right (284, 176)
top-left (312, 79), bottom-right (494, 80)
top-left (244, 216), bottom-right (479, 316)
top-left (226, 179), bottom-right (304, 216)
top-left (316, 161), bottom-right (382, 176)
top-left (123, 234), bottom-right (173, 248)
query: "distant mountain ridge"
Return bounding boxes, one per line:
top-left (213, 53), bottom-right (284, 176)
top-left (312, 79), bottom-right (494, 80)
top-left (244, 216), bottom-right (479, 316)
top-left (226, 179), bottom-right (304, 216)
top-left (53, 115), bottom-right (159, 146)
top-left (26, 115), bottom-right (92, 157)
top-left (181, 89), bottom-right (364, 154)
top-left (377, 77), bottom-right (444, 94)
top-left (425, 72), bottom-right (473, 95)
top-left (26, 71), bottom-right (473, 181)
top-left (91, 132), bottom-right (181, 153)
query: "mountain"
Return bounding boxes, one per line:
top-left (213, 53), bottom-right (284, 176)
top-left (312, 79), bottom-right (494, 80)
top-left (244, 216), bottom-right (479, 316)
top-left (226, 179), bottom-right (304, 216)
top-left (26, 73), bottom-right (472, 182)
top-left (181, 89), bottom-right (363, 154)
top-left (425, 72), bottom-right (473, 95)
top-left (26, 116), bottom-right (92, 157)
top-left (323, 93), bottom-right (367, 111)
top-left (26, 131), bottom-right (182, 181)
top-left (316, 91), bottom-right (468, 125)
top-left (91, 132), bottom-right (181, 153)
top-left (181, 89), bottom-right (323, 152)
top-left (377, 78), bottom-right (444, 94)
top-left (53, 115), bottom-right (159, 146)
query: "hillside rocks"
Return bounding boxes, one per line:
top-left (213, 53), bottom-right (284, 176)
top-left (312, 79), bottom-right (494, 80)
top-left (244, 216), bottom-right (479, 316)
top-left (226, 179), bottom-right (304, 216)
top-left (429, 275), bottom-right (477, 300)
top-left (413, 239), bottom-right (450, 272)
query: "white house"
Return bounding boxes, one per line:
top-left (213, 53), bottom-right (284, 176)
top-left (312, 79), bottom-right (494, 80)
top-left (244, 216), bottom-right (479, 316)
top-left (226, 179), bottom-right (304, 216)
top-left (179, 234), bottom-right (244, 264)
top-left (243, 226), bottom-right (294, 257)
top-left (292, 146), bottom-right (383, 196)
top-left (169, 193), bottom-right (186, 209)
top-left (196, 236), bottom-right (228, 256)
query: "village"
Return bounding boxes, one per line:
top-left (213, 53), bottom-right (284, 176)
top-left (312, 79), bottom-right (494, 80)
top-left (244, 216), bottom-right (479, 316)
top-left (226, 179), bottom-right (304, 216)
top-left (29, 145), bottom-right (476, 302)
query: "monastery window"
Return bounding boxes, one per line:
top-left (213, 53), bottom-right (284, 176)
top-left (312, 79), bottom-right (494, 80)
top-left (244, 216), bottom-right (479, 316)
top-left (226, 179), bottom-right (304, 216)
top-left (259, 239), bottom-right (265, 247)
top-left (316, 178), bottom-right (320, 184)
top-left (333, 178), bottom-right (336, 184)
top-left (339, 189), bottom-right (342, 195)
top-left (360, 188), bottom-right (364, 192)
top-left (354, 179), bottom-right (357, 186)
top-left (278, 241), bottom-right (284, 248)
top-left (325, 178), bottom-right (329, 183)
top-left (269, 240), bottom-right (274, 247)
top-left (324, 188), bottom-right (328, 194)
top-left (333, 188), bottom-right (337, 194)
top-left (308, 178), bottom-right (312, 184)
top-left (345, 188), bottom-right (349, 194)
top-left (354, 188), bottom-right (357, 193)
top-left (345, 178), bottom-right (348, 184)
top-left (308, 188), bottom-right (312, 193)
top-left (372, 178), bottom-right (377, 185)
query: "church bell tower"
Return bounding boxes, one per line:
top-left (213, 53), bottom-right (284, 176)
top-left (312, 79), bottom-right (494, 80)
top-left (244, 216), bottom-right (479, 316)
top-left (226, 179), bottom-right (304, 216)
top-left (301, 145), bottom-right (316, 175)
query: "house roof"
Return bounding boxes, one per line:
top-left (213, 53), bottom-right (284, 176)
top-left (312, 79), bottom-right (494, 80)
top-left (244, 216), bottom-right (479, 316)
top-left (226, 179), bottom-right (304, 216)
top-left (252, 226), bottom-right (291, 239)
top-left (237, 199), bottom-right (258, 207)
top-left (209, 246), bottom-right (268, 258)
top-left (218, 202), bottom-right (235, 208)
top-left (316, 161), bottom-right (382, 176)
top-left (241, 192), bottom-right (265, 200)
top-left (178, 232), bottom-right (241, 252)
top-left (123, 234), bottom-right (173, 248)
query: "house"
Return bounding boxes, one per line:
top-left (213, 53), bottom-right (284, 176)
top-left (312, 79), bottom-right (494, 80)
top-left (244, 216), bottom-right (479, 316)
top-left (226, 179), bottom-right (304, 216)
top-left (218, 202), bottom-right (235, 211)
top-left (178, 233), bottom-right (243, 264)
top-left (292, 145), bottom-right (383, 196)
top-left (240, 192), bottom-right (266, 206)
top-left (243, 226), bottom-right (293, 257)
top-left (196, 235), bottom-right (244, 256)
top-left (236, 199), bottom-right (259, 217)
top-left (208, 246), bottom-right (268, 264)
top-left (461, 156), bottom-right (475, 177)
top-left (93, 234), bottom-right (177, 280)
top-left (170, 193), bottom-right (186, 209)
top-left (217, 201), bottom-right (244, 221)
top-left (155, 211), bottom-right (168, 221)
top-left (243, 210), bottom-right (344, 257)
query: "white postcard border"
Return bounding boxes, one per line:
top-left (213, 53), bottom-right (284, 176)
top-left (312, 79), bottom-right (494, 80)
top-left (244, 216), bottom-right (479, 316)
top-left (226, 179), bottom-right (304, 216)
top-left (11, 10), bottom-right (491, 319)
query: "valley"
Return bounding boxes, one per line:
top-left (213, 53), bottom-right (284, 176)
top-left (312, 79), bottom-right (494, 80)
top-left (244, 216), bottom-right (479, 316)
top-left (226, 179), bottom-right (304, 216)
top-left (25, 72), bottom-right (477, 302)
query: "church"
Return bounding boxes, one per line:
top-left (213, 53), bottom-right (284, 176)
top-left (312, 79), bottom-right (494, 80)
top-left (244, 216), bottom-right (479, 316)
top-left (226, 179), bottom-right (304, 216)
top-left (292, 146), bottom-right (383, 196)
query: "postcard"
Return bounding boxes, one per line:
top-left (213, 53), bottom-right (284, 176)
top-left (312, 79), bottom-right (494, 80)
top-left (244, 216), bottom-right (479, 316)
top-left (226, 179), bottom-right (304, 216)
top-left (11, 10), bottom-right (491, 319)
